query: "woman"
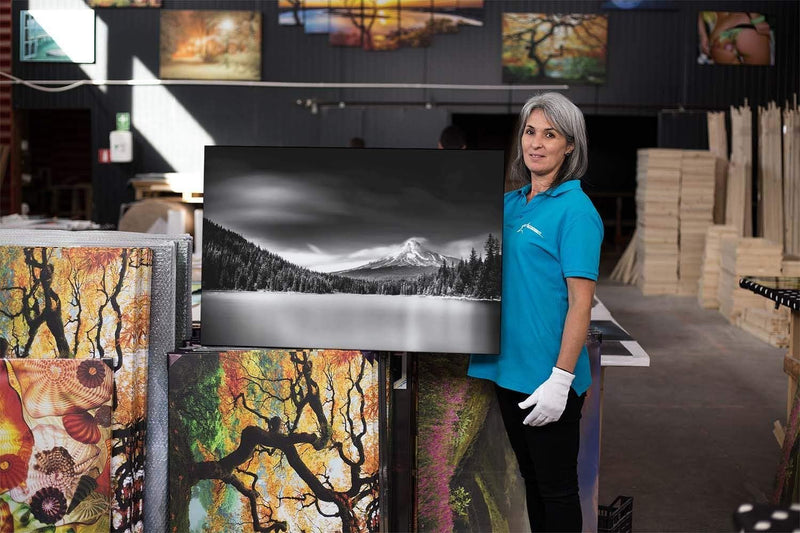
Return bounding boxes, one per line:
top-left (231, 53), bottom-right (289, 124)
top-left (468, 92), bottom-right (603, 532)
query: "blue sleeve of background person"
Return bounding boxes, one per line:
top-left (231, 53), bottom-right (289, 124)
top-left (559, 210), bottom-right (604, 281)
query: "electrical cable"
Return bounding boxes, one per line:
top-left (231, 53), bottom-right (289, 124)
top-left (0, 71), bottom-right (567, 93)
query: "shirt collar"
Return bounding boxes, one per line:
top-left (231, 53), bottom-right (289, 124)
top-left (517, 179), bottom-right (581, 198)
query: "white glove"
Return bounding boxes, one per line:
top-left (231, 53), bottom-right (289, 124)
top-left (518, 367), bottom-right (575, 427)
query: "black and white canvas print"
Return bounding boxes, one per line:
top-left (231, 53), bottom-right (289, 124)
top-left (202, 146), bottom-right (504, 353)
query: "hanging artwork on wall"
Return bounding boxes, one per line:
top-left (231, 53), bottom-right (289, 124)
top-left (281, 1), bottom-right (484, 51)
top-left (0, 358), bottom-right (113, 531)
top-left (19, 10), bottom-right (95, 63)
top-left (0, 246), bottom-right (153, 532)
top-left (502, 13), bottom-right (608, 84)
top-left (697, 11), bottom-right (774, 66)
top-left (88, 0), bottom-right (161, 7)
top-left (168, 349), bottom-right (381, 533)
top-left (159, 10), bottom-right (262, 81)
top-left (202, 146), bottom-right (504, 353)
top-left (279, 0), bottom-right (306, 25)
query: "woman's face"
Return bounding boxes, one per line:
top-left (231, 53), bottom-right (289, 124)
top-left (521, 108), bottom-right (573, 181)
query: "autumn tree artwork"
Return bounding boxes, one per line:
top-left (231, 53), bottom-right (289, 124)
top-left (279, 0), bottom-right (484, 51)
top-left (0, 358), bottom-right (113, 531)
top-left (0, 246), bottom-right (153, 533)
top-left (88, 0), bottom-right (161, 6)
top-left (502, 13), bottom-right (608, 84)
top-left (160, 10), bottom-right (262, 81)
top-left (169, 349), bottom-right (380, 533)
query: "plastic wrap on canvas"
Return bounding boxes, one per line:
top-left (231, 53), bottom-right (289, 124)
top-left (0, 230), bottom-right (184, 533)
top-left (0, 242), bottom-right (151, 532)
top-left (168, 349), bottom-right (381, 533)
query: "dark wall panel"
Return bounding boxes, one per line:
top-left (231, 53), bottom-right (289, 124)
top-left (11, 0), bottom-right (800, 223)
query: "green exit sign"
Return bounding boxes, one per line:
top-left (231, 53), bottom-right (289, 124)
top-left (116, 112), bottom-right (130, 131)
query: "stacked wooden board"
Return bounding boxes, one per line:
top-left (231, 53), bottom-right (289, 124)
top-left (758, 102), bottom-right (784, 247)
top-left (717, 237), bottom-right (783, 325)
top-left (727, 104), bottom-right (753, 237)
top-left (678, 151), bottom-right (718, 295)
top-left (697, 224), bottom-right (739, 308)
top-left (783, 256), bottom-right (800, 276)
top-left (707, 111), bottom-right (729, 224)
top-left (636, 149), bottom-right (681, 295)
top-left (784, 99), bottom-right (800, 256)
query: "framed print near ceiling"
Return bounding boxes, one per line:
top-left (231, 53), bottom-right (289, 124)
top-left (159, 10), bottom-right (262, 80)
top-left (201, 146), bottom-right (504, 354)
top-left (502, 13), bottom-right (608, 84)
top-left (19, 10), bottom-right (95, 63)
top-left (697, 11), bottom-right (774, 65)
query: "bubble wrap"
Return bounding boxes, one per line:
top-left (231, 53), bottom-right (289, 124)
top-left (0, 230), bottom-right (178, 533)
top-left (98, 232), bottom-right (192, 342)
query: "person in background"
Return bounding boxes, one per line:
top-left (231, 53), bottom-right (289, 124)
top-left (468, 92), bottom-right (603, 532)
top-left (437, 125), bottom-right (467, 149)
top-left (349, 136), bottom-right (366, 148)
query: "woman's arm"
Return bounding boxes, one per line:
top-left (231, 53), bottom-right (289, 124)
top-left (554, 277), bottom-right (596, 373)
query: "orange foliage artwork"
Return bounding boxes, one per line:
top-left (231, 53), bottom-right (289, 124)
top-left (0, 358), bottom-right (113, 531)
top-left (0, 246), bottom-right (152, 532)
top-left (169, 349), bottom-right (381, 533)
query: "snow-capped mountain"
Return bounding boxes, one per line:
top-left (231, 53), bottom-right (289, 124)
top-left (334, 239), bottom-right (458, 281)
top-left (361, 238), bottom-right (456, 269)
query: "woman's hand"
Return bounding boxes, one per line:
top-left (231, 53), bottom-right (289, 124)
top-left (518, 367), bottom-right (574, 426)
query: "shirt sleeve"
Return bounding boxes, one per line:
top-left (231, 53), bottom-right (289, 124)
top-left (559, 211), bottom-right (604, 281)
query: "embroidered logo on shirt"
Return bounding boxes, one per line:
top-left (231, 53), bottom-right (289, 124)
top-left (517, 223), bottom-right (543, 237)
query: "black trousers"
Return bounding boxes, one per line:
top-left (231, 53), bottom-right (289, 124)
top-left (495, 383), bottom-right (585, 533)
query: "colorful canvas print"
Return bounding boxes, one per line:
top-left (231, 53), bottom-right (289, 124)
top-left (88, 0), bottom-right (161, 7)
top-left (697, 11), bottom-right (774, 65)
top-left (502, 13), bottom-right (608, 84)
top-left (159, 10), bottom-right (262, 81)
top-left (0, 246), bottom-right (152, 532)
top-left (304, 1), bottom-right (332, 34)
top-left (168, 349), bottom-right (380, 533)
top-left (279, 0), bottom-right (306, 25)
top-left (0, 358), bottom-right (113, 531)
top-left (19, 10), bottom-right (95, 63)
top-left (290, 1), bottom-right (483, 50)
top-left (202, 146), bottom-right (504, 353)
top-left (416, 336), bottom-right (602, 532)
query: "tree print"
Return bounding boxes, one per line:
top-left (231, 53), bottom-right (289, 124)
top-left (502, 13), bottom-right (608, 84)
top-left (169, 350), bottom-right (380, 533)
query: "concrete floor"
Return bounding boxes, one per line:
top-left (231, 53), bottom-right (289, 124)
top-left (595, 281), bottom-right (788, 532)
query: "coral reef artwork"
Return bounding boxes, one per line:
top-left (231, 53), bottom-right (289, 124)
top-left (0, 358), bottom-right (113, 531)
top-left (169, 349), bottom-right (380, 533)
top-left (0, 246), bottom-right (153, 532)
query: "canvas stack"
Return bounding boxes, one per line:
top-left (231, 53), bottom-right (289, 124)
top-left (718, 237), bottom-right (788, 333)
top-left (678, 151), bottom-right (718, 295)
top-left (636, 149), bottom-right (681, 295)
top-left (697, 224), bottom-right (739, 309)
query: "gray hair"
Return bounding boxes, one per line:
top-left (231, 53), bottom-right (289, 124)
top-left (508, 92), bottom-right (588, 190)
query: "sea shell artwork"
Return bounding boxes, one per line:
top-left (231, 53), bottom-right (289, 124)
top-left (0, 361), bottom-right (33, 494)
top-left (0, 359), bottom-right (112, 531)
top-left (13, 359), bottom-right (113, 418)
top-left (0, 245), bottom-right (152, 532)
top-left (63, 412), bottom-right (102, 444)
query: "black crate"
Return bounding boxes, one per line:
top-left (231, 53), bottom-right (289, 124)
top-left (598, 495), bottom-right (633, 533)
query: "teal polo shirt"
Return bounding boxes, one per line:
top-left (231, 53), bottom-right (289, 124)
top-left (468, 179), bottom-right (603, 396)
